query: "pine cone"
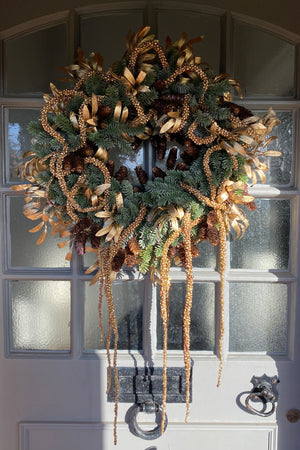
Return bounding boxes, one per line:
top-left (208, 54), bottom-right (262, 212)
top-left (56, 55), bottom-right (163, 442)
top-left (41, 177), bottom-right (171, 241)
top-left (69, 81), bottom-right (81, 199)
top-left (154, 80), bottom-right (166, 91)
top-left (176, 162), bottom-right (188, 171)
top-left (207, 227), bottom-right (219, 246)
top-left (115, 166), bottom-right (128, 181)
top-left (167, 246), bottom-right (177, 259)
top-left (135, 166), bottom-right (148, 185)
top-left (124, 248), bottom-right (136, 267)
top-left (166, 147), bottom-right (178, 170)
top-left (63, 154), bottom-right (74, 171)
top-left (224, 101), bottom-right (253, 120)
top-left (133, 186), bottom-right (142, 193)
top-left (177, 244), bottom-right (186, 267)
top-left (74, 155), bottom-right (85, 172)
top-left (99, 122), bottom-right (107, 129)
top-left (128, 237), bottom-right (140, 255)
top-left (180, 150), bottom-right (194, 165)
top-left (191, 243), bottom-right (200, 258)
top-left (98, 105), bottom-right (112, 118)
top-left (156, 139), bottom-right (167, 160)
top-left (90, 224), bottom-right (102, 249)
top-left (184, 139), bottom-right (199, 158)
top-left (160, 93), bottom-right (185, 105)
top-left (106, 160), bottom-right (115, 177)
top-left (198, 222), bottom-right (208, 241)
top-left (79, 145), bottom-right (95, 157)
top-left (74, 232), bottom-right (87, 256)
top-left (207, 211), bottom-right (218, 227)
top-left (111, 249), bottom-right (126, 272)
top-left (152, 167), bottom-right (167, 178)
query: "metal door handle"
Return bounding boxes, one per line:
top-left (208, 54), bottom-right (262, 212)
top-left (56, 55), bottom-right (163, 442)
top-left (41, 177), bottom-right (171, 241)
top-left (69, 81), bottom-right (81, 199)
top-left (244, 374), bottom-right (279, 417)
top-left (128, 400), bottom-right (167, 440)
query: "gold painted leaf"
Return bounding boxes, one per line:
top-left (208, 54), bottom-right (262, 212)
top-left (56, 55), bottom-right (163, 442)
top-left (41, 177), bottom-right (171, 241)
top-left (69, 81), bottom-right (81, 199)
top-left (36, 229), bottom-right (47, 245)
top-left (29, 222), bottom-right (44, 233)
top-left (95, 183), bottom-right (111, 196)
top-left (263, 150), bottom-right (281, 157)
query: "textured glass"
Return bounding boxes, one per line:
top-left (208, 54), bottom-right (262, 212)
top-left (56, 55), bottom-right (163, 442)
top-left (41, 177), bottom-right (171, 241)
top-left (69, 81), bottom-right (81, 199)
top-left (11, 280), bottom-right (71, 351)
top-left (229, 283), bottom-right (288, 353)
top-left (9, 196), bottom-right (70, 268)
top-left (157, 282), bottom-right (215, 350)
top-left (230, 199), bottom-right (290, 270)
top-left (80, 12), bottom-right (143, 69)
top-left (233, 22), bottom-right (295, 97)
top-left (157, 10), bottom-right (221, 73)
top-left (84, 280), bottom-right (143, 350)
top-left (255, 111), bottom-right (293, 186)
top-left (8, 108), bottom-right (40, 182)
top-left (4, 25), bottom-right (67, 96)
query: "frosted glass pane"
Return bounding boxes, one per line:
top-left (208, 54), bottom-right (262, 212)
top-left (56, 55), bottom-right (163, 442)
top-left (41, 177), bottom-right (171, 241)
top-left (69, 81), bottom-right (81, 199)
top-left (254, 111), bottom-right (293, 185)
top-left (157, 282), bottom-right (215, 350)
top-left (11, 280), bottom-right (71, 351)
top-left (84, 280), bottom-right (143, 350)
top-left (80, 12), bottom-right (143, 69)
top-left (230, 199), bottom-right (290, 270)
top-left (233, 22), bottom-right (295, 97)
top-left (229, 283), bottom-right (288, 353)
top-left (9, 196), bottom-right (70, 268)
top-left (8, 108), bottom-right (40, 182)
top-left (157, 10), bottom-right (221, 73)
top-left (4, 24), bottom-right (68, 96)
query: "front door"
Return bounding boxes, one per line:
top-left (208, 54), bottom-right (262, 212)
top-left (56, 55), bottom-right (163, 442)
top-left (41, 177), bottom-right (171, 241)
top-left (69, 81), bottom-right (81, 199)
top-left (1, 3), bottom-right (299, 450)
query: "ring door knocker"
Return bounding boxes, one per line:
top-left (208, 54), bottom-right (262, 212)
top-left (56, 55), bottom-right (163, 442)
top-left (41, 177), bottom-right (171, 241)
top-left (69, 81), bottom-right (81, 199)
top-left (128, 400), bottom-right (168, 440)
top-left (245, 374), bottom-right (280, 417)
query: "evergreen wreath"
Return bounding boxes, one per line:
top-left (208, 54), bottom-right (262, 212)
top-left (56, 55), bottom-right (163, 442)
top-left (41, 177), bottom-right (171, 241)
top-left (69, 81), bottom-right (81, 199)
top-left (13, 27), bottom-right (280, 444)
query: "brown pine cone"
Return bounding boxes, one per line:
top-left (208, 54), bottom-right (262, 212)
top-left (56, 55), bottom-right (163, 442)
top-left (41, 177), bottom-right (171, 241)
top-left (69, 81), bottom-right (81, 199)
top-left (124, 248), bottom-right (136, 268)
top-left (191, 243), bottom-right (200, 258)
top-left (79, 145), bottom-right (95, 157)
top-left (106, 160), bottom-right (115, 177)
top-left (198, 222), bottom-right (208, 241)
top-left (152, 167), bottom-right (167, 178)
top-left (207, 227), bottom-right (219, 246)
top-left (115, 166), bottom-right (128, 182)
top-left (177, 244), bottom-right (186, 267)
top-left (207, 210), bottom-right (218, 227)
top-left (74, 155), bottom-right (85, 172)
top-left (133, 186), bottom-right (142, 193)
top-left (99, 122), bottom-right (107, 129)
top-left (184, 139), bottom-right (199, 158)
top-left (160, 93), bottom-right (185, 105)
top-left (98, 105), bottom-right (111, 118)
top-left (180, 150), bottom-right (194, 165)
top-left (166, 147), bottom-right (177, 170)
top-left (167, 246), bottom-right (177, 259)
top-left (135, 166), bottom-right (148, 185)
top-left (156, 139), bottom-right (167, 160)
top-left (128, 236), bottom-right (140, 255)
top-left (111, 249), bottom-right (126, 272)
top-left (74, 232), bottom-right (87, 256)
top-left (90, 224), bottom-right (101, 249)
top-left (63, 154), bottom-right (74, 171)
top-left (176, 162), bottom-right (188, 171)
top-left (154, 80), bottom-right (166, 91)
top-left (224, 101), bottom-right (253, 120)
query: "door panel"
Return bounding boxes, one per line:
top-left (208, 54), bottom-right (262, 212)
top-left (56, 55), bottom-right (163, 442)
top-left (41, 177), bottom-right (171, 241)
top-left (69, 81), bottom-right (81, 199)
top-left (0, 4), bottom-right (299, 450)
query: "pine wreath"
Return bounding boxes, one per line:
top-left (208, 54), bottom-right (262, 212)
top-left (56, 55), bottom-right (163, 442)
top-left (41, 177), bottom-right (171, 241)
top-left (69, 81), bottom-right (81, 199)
top-left (13, 27), bottom-right (280, 443)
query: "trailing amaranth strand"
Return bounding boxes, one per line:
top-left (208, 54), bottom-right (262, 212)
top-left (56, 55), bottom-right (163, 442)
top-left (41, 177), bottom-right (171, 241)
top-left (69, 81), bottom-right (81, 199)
top-left (12, 26), bottom-right (280, 443)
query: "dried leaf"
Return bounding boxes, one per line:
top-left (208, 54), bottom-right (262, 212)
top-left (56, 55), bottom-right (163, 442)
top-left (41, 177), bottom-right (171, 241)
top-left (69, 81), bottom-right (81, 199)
top-left (36, 229), bottom-right (47, 245)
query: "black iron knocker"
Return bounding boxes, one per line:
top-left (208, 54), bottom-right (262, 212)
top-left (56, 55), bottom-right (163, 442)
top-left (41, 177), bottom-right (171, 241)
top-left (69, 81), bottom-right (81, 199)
top-left (128, 400), bottom-right (168, 440)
